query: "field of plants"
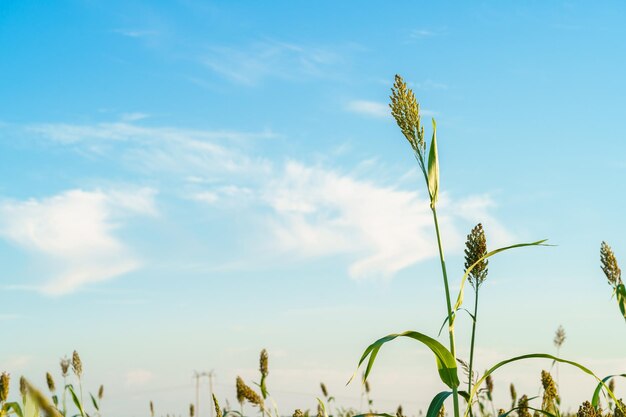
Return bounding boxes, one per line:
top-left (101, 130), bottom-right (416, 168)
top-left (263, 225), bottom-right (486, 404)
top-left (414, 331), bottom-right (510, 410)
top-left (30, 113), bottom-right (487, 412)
top-left (0, 75), bottom-right (623, 417)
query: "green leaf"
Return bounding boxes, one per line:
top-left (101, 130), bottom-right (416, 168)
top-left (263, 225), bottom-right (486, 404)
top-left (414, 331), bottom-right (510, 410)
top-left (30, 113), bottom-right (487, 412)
top-left (89, 394), bottom-right (99, 411)
top-left (591, 374), bottom-right (626, 408)
top-left (452, 240), bottom-right (548, 324)
top-left (497, 406), bottom-right (557, 417)
top-left (616, 284), bottom-right (626, 321)
top-left (67, 386), bottom-right (85, 417)
top-left (350, 330), bottom-right (459, 389)
top-left (4, 402), bottom-right (24, 417)
top-left (316, 398), bottom-right (328, 417)
top-left (427, 119), bottom-right (439, 209)
top-left (437, 309), bottom-right (475, 337)
top-left (426, 391), bottom-right (452, 417)
top-left (463, 353), bottom-right (614, 417)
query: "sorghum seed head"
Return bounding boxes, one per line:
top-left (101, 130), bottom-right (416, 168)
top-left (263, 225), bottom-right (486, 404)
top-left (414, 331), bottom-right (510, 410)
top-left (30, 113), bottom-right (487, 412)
top-left (19, 376), bottom-right (27, 397)
top-left (510, 383), bottom-right (517, 401)
top-left (294, 409), bottom-right (304, 417)
top-left (71, 351), bottom-right (82, 377)
top-left (609, 378), bottom-right (615, 393)
top-left (554, 326), bottom-right (566, 349)
top-left (465, 224), bottom-right (488, 288)
top-left (601, 242), bottom-right (622, 286)
top-left (518, 395), bottom-right (531, 417)
top-left (236, 376), bottom-right (264, 410)
top-left (317, 403), bottom-right (323, 417)
top-left (0, 372), bottom-right (9, 402)
top-left (60, 357), bottom-right (70, 377)
top-left (46, 372), bottom-right (55, 392)
top-left (190, 403), bottom-right (195, 417)
top-left (541, 370), bottom-right (558, 412)
top-left (614, 399), bottom-right (625, 417)
top-left (577, 401), bottom-right (600, 417)
top-left (259, 349), bottom-right (269, 378)
top-left (397, 405), bottom-right (404, 417)
top-left (437, 405), bottom-right (445, 417)
top-left (365, 380), bottom-right (370, 394)
top-left (498, 409), bottom-right (505, 417)
top-left (98, 385), bottom-right (104, 400)
top-left (320, 383), bottom-right (328, 398)
top-left (213, 394), bottom-right (223, 417)
top-left (390, 75), bottom-right (425, 156)
top-left (486, 375), bottom-right (494, 395)
top-left (150, 401), bottom-right (155, 417)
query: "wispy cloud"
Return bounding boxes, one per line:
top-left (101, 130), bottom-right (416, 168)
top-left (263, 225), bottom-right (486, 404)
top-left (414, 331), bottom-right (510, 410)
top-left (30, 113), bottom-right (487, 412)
top-left (125, 369), bottom-right (154, 386)
top-left (113, 29), bottom-right (159, 38)
top-left (346, 100), bottom-right (389, 119)
top-left (200, 40), bottom-right (348, 85)
top-left (0, 188), bottom-right (157, 295)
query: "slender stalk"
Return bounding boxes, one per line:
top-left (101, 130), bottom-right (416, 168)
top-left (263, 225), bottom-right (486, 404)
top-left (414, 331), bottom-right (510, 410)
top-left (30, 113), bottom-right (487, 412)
top-left (468, 285), bottom-right (479, 417)
top-left (431, 208), bottom-right (460, 417)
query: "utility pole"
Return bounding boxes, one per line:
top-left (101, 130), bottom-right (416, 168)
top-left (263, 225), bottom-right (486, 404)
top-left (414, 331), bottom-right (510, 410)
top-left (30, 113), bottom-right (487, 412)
top-left (193, 370), bottom-right (214, 417)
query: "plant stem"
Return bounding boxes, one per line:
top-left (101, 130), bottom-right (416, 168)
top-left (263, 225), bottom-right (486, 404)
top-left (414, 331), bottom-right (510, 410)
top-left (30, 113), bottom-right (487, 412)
top-left (431, 208), bottom-right (460, 417)
top-left (468, 285), bottom-right (479, 417)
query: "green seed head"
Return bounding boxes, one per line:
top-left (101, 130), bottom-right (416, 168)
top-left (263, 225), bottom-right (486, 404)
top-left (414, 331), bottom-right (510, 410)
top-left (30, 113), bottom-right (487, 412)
top-left (212, 394), bottom-right (223, 417)
top-left (541, 370), bottom-right (557, 412)
top-left (465, 224), bottom-right (488, 289)
top-left (601, 242), bottom-right (622, 287)
top-left (190, 403), bottom-right (195, 417)
top-left (518, 395), bottom-right (531, 417)
top-left (98, 385), bottom-right (104, 400)
top-left (236, 376), bottom-right (264, 410)
top-left (71, 350), bottom-right (82, 378)
top-left (0, 372), bottom-right (10, 402)
top-left (390, 75), bottom-right (425, 157)
top-left (510, 383), bottom-right (517, 402)
top-left (19, 376), bottom-right (27, 397)
top-left (320, 383), bottom-right (328, 398)
top-left (259, 349), bottom-right (269, 378)
top-left (294, 409), bottom-right (304, 417)
top-left (46, 372), bottom-right (56, 392)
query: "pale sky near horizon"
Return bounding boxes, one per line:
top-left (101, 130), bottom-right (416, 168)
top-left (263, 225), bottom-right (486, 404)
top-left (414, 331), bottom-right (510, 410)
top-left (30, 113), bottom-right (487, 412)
top-left (1, 1), bottom-right (626, 417)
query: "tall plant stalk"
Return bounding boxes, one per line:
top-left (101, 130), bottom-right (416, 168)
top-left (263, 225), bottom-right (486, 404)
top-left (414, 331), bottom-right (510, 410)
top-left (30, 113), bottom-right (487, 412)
top-left (467, 285), bottom-right (479, 416)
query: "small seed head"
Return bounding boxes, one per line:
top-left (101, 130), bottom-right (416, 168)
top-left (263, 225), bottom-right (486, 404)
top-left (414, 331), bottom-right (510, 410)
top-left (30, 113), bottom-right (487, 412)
top-left (60, 357), bottom-right (70, 377)
top-left (150, 401), bottom-right (155, 417)
top-left (259, 349), bottom-right (269, 378)
top-left (98, 384), bottom-right (104, 400)
top-left (518, 395), bottom-right (531, 417)
top-left (510, 383), bottom-right (517, 402)
top-left (190, 403), bottom-right (195, 417)
top-left (0, 372), bottom-right (10, 402)
top-left (577, 401), bottom-right (600, 417)
top-left (601, 242), bottom-right (622, 286)
top-left (365, 379), bottom-right (370, 394)
top-left (554, 326), bottom-right (566, 349)
top-left (212, 394), bottom-right (223, 417)
top-left (294, 409), bottom-right (304, 417)
top-left (397, 405), bottom-right (404, 417)
top-left (71, 350), bottom-right (82, 378)
top-left (19, 376), bottom-right (27, 397)
top-left (465, 224), bottom-right (488, 288)
top-left (46, 372), bottom-right (56, 392)
top-left (609, 378), bottom-right (615, 393)
top-left (320, 383), bottom-right (328, 398)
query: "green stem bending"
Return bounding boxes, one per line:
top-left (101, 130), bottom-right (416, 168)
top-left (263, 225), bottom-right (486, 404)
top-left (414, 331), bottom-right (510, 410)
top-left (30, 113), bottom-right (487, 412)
top-left (467, 285), bottom-right (479, 417)
top-left (431, 208), bottom-right (460, 417)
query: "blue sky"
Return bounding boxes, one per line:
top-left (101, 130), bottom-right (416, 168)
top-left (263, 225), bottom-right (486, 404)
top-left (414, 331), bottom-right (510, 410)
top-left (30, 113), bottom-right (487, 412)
top-left (1, 1), bottom-right (626, 416)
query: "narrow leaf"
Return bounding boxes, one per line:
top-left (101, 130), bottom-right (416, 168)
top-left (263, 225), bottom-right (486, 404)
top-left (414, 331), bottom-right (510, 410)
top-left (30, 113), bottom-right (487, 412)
top-left (591, 374), bottom-right (626, 408)
top-left (426, 391), bottom-right (452, 417)
top-left (350, 330), bottom-right (459, 389)
top-left (89, 393), bottom-right (99, 411)
top-left (427, 119), bottom-right (439, 208)
top-left (67, 386), bottom-right (85, 417)
top-left (453, 240), bottom-right (548, 318)
top-left (463, 353), bottom-right (615, 417)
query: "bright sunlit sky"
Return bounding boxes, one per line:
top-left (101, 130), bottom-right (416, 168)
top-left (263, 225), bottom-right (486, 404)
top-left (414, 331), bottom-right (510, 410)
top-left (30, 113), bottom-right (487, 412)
top-left (1, 1), bottom-right (626, 416)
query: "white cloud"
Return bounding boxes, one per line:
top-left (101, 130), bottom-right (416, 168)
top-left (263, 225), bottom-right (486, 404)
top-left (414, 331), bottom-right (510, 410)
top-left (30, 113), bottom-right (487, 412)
top-left (125, 369), bottom-right (154, 387)
top-left (0, 188), bottom-right (157, 295)
top-left (346, 100), bottom-right (389, 119)
top-left (260, 162), bottom-right (512, 279)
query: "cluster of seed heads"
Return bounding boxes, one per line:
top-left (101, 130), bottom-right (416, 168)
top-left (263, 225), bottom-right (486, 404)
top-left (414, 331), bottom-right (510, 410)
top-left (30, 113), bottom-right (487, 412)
top-left (601, 242), bottom-right (622, 287)
top-left (236, 376), bottom-right (264, 410)
top-left (541, 370), bottom-right (558, 413)
top-left (0, 372), bottom-right (9, 402)
top-left (465, 223), bottom-right (489, 288)
top-left (577, 401), bottom-right (601, 417)
top-left (71, 350), bottom-right (82, 378)
top-left (389, 74), bottom-right (426, 158)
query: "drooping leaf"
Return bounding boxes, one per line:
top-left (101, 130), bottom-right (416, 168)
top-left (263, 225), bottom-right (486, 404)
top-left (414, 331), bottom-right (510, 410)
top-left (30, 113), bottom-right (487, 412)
top-left (427, 119), bottom-right (439, 209)
top-left (452, 240), bottom-right (549, 323)
top-left (591, 374), bottom-right (626, 408)
top-left (350, 330), bottom-right (459, 389)
top-left (463, 353), bottom-right (614, 417)
top-left (4, 401), bottom-right (24, 417)
top-left (426, 391), bottom-right (452, 417)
